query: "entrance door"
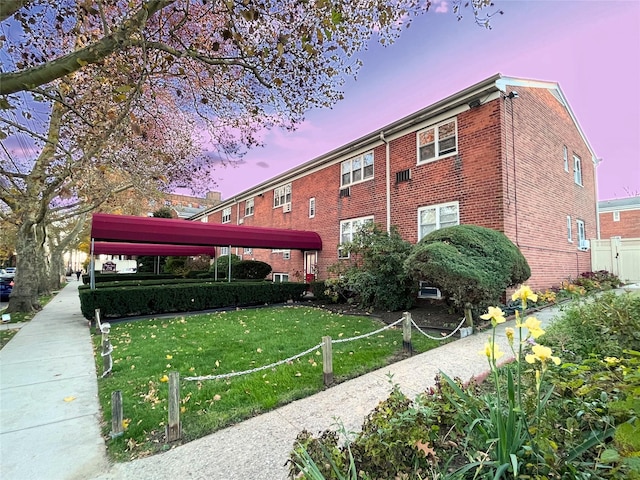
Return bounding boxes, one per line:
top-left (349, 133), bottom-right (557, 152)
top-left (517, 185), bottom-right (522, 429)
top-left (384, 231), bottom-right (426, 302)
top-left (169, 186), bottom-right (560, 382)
top-left (304, 251), bottom-right (317, 283)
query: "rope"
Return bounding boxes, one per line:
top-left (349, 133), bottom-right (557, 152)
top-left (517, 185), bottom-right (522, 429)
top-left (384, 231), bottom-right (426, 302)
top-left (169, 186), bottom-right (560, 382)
top-left (331, 317), bottom-right (404, 344)
top-left (410, 315), bottom-right (468, 340)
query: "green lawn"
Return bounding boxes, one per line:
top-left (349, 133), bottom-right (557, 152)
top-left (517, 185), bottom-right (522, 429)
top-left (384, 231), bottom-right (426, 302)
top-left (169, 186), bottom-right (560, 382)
top-left (94, 305), bottom-right (441, 460)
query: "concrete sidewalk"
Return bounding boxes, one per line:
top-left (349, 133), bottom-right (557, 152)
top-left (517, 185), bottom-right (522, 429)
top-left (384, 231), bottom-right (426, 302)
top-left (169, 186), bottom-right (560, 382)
top-left (1, 283), bottom-right (636, 480)
top-left (0, 282), bottom-right (108, 480)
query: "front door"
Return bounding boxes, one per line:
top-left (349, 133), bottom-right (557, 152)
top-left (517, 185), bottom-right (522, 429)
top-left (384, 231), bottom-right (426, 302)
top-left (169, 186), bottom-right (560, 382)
top-left (304, 251), bottom-right (317, 283)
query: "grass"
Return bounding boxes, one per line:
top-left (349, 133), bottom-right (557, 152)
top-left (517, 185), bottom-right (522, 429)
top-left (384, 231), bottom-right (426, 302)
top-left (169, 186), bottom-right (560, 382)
top-left (93, 305), bottom-right (441, 461)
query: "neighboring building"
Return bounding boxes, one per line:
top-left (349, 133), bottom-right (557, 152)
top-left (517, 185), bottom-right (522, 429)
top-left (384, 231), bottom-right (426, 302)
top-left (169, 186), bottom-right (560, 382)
top-left (150, 191), bottom-right (222, 219)
top-left (598, 197), bottom-right (640, 239)
top-left (192, 74), bottom-right (599, 290)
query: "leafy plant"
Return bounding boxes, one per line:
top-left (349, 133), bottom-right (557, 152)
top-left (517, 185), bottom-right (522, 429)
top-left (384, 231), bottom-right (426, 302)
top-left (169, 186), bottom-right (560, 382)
top-left (233, 260), bottom-right (272, 280)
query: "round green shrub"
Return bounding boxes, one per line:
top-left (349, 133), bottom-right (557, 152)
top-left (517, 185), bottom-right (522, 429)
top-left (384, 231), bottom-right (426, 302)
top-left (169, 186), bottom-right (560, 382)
top-left (405, 225), bottom-right (530, 309)
top-left (233, 260), bottom-right (272, 280)
top-left (210, 254), bottom-right (241, 279)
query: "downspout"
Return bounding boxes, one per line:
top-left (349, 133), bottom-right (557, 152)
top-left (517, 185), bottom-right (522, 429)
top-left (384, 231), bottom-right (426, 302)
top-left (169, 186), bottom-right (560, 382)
top-left (90, 239), bottom-right (95, 290)
top-left (594, 157), bottom-right (602, 240)
top-left (380, 131), bottom-right (391, 233)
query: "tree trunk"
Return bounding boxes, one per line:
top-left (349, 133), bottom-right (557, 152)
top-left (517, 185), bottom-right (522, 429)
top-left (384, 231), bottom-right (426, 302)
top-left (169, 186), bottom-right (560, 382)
top-left (7, 222), bottom-right (42, 313)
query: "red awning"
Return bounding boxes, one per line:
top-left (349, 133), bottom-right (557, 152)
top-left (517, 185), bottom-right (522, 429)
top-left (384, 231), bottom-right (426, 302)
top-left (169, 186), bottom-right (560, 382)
top-left (90, 213), bottom-right (322, 250)
top-left (92, 242), bottom-right (216, 257)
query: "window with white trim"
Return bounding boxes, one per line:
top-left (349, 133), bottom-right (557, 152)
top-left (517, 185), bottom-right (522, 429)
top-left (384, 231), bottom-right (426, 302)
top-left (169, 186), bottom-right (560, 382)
top-left (340, 152), bottom-right (374, 187)
top-left (244, 247), bottom-right (253, 255)
top-left (309, 197), bottom-right (316, 218)
top-left (338, 216), bottom-right (374, 258)
top-left (201, 216), bottom-right (209, 223)
top-left (613, 211), bottom-right (620, 222)
top-left (576, 219), bottom-right (586, 244)
top-left (245, 198), bottom-right (254, 216)
top-left (283, 250), bottom-right (291, 260)
top-left (220, 246), bottom-right (229, 256)
top-left (418, 201), bottom-right (459, 240)
top-left (567, 215), bottom-right (572, 242)
top-left (417, 119), bottom-right (457, 163)
top-left (273, 184), bottom-right (291, 208)
top-left (222, 207), bottom-right (231, 223)
top-left (273, 273), bottom-right (289, 283)
top-left (573, 155), bottom-right (583, 186)
top-left (563, 145), bottom-right (569, 172)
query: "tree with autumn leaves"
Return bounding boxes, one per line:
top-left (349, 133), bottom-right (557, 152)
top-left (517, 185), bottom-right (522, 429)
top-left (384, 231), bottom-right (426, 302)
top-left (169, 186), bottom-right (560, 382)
top-left (0, 0), bottom-right (497, 312)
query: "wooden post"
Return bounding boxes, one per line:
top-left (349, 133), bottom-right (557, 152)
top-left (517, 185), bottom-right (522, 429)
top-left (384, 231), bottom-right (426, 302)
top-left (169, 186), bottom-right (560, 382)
top-left (110, 390), bottom-right (124, 438)
top-left (402, 312), bottom-right (413, 355)
top-left (322, 336), bottom-right (334, 386)
top-left (94, 308), bottom-right (102, 332)
top-left (166, 371), bottom-right (182, 442)
top-left (464, 303), bottom-right (474, 328)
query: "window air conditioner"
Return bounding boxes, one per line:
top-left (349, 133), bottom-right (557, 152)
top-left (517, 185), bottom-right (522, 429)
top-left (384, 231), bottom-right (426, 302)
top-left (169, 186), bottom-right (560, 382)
top-left (579, 239), bottom-right (590, 250)
top-left (283, 203), bottom-right (292, 213)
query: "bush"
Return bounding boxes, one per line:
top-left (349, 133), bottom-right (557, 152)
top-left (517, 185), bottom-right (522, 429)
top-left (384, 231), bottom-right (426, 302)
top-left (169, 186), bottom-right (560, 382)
top-left (329, 224), bottom-right (415, 311)
top-left (405, 225), bottom-right (530, 311)
top-left (210, 254), bottom-right (241, 279)
top-left (233, 260), bottom-right (272, 280)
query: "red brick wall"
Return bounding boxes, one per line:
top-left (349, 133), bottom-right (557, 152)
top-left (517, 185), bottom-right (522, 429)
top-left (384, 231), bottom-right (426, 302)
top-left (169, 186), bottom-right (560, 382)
top-left (203, 86), bottom-right (597, 291)
top-left (499, 87), bottom-right (597, 289)
top-left (599, 208), bottom-right (640, 238)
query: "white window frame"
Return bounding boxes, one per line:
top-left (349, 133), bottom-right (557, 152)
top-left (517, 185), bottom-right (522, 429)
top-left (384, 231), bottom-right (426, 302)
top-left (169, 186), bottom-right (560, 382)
top-left (309, 197), bottom-right (316, 218)
top-left (417, 201), bottom-right (460, 241)
top-left (201, 216), bottom-right (209, 223)
top-left (222, 207), bottom-right (231, 223)
top-left (567, 215), bottom-right (572, 243)
top-left (245, 198), bottom-right (254, 217)
top-left (613, 211), bottom-right (620, 222)
top-left (338, 216), bottom-right (374, 259)
top-left (340, 151), bottom-right (374, 187)
top-left (220, 246), bottom-right (229, 256)
top-left (573, 155), bottom-right (583, 186)
top-left (273, 183), bottom-right (292, 208)
top-left (283, 250), bottom-right (291, 260)
top-left (243, 247), bottom-right (253, 255)
top-left (576, 219), bottom-right (586, 244)
top-left (563, 145), bottom-right (569, 172)
top-left (273, 273), bottom-right (289, 283)
top-left (417, 118), bottom-right (458, 164)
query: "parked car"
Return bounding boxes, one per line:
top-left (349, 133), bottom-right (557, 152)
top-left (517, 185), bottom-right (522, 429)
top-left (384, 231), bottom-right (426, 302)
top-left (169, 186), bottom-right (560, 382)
top-left (0, 274), bottom-right (14, 300)
top-left (4, 267), bottom-right (16, 274)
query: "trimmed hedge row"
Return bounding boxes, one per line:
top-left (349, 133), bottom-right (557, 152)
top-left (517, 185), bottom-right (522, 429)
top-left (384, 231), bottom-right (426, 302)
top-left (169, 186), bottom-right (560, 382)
top-left (78, 281), bottom-right (308, 320)
top-left (81, 273), bottom-right (176, 284)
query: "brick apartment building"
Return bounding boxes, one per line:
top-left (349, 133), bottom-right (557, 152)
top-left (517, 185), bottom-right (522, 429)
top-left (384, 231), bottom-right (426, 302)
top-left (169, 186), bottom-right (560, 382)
top-left (192, 74), bottom-right (599, 290)
top-left (598, 197), bottom-right (640, 239)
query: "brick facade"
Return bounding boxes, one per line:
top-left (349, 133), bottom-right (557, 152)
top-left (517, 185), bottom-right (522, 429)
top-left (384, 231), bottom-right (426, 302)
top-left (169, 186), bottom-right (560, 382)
top-left (197, 75), bottom-right (598, 291)
top-left (599, 198), bottom-right (640, 238)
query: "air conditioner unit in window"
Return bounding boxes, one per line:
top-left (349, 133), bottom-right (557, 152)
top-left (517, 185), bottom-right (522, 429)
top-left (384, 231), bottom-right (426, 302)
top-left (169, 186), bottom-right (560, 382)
top-left (579, 239), bottom-right (590, 251)
top-left (418, 283), bottom-right (442, 299)
top-left (283, 203), bottom-right (292, 213)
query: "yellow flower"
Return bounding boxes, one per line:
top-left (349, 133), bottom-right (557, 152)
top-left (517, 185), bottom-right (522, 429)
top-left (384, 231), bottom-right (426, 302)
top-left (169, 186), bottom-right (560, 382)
top-left (480, 341), bottom-right (504, 361)
top-left (480, 306), bottom-right (506, 326)
top-left (523, 316), bottom-right (545, 339)
top-left (160, 375), bottom-right (169, 382)
top-left (505, 327), bottom-right (515, 345)
top-left (166, 354), bottom-right (173, 360)
top-left (525, 344), bottom-right (560, 366)
top-left (512, 285), bottom-right (538, 308)
top-left (604, 357), bottom-right (621, 366)
top-left (122, 418), bottom-right (131, 430)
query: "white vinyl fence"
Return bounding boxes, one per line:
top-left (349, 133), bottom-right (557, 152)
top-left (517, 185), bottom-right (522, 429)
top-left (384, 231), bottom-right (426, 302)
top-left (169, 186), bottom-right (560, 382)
top-left (591, 238), bottom-right (640, 284)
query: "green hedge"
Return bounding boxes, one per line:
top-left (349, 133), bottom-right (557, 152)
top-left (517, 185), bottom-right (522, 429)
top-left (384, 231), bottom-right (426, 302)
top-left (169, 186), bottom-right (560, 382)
top-left (78, 281), bottom-right (308, 320)
top-left (81, 273), bottom-right (176, 284)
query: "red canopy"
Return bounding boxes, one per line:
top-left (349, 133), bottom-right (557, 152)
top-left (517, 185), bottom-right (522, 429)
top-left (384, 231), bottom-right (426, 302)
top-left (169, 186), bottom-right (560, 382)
top-left (90, 213), bottom-right (322, 250)
top-left (92, 242), bottom-right (216, 257)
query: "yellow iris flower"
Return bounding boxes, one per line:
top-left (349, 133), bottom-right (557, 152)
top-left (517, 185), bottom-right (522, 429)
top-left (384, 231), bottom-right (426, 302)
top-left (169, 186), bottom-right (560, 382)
top-left (525, 344), bottom-right (560, 366)
top-left (523, 316), bottom-right (545, 339)
top-left (480, 341), bottom-right (505, 361)
top-left (505, 327), bottom-right (515, 345)
top-left (512, 285), bottom-right (538, 308)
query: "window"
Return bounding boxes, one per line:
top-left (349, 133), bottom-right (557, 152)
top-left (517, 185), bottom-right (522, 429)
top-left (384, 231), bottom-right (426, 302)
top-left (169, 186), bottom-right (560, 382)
top-left (341, 152), bottom-right (374, 187)
top-left (244, 247), bottom-right (253, 255)
top-left (573, 155), bottom-right (583, 185)
top-left (576, 219), bottom-right (586, 244)
top-left (283, 250), bottom-right (291, 260)
top-left (418, 283), bottom-right (442, 299)
top-left (245, 198), bottom-right (254, 216)
top-left (273, 184), bottom-right (292, 208)
top-left (417, 119), bottom-right (457, 163)
top-left (418, 201), bottom-right (459, 240)
top-left (273, 273), bottom-right (289, 283)
top-left (220, 246), bottom-right (229, 256)
top-left (309, 198), bottom-right (316, 218)
top-left (222, 207), bottom-right (231, 223)
top-left (201, 216), bottom-right (208, 223)
top-left (567, 215), bottom-right (572, 242)
top-left (563, 146), bottom-right (569, 172)
top-left (338, 216), bottom-right (374, 258)
top-left (613, 211), bottom-right (620, 222)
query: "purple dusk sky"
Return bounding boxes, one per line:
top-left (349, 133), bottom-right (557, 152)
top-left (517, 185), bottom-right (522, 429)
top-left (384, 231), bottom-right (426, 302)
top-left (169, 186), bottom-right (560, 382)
top-left (209, 0), bottom-right (640, 202)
